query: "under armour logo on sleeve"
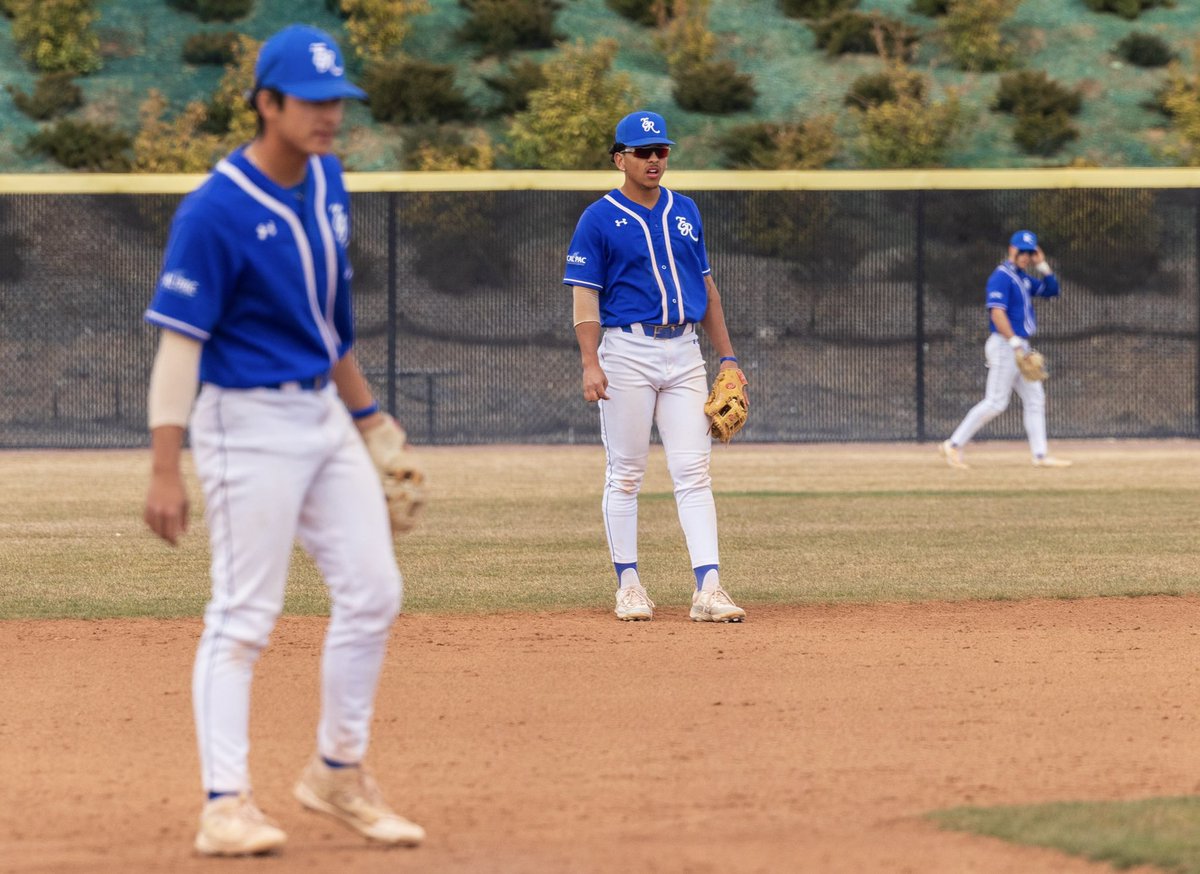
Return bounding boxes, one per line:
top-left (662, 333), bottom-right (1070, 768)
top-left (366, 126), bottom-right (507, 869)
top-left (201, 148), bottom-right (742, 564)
top-left (615, 218), bottom-right (628, 227)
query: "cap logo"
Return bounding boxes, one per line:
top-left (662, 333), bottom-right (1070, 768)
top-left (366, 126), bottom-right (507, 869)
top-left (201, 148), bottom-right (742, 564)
top-left (309, 41), bottom-right (342, 76)
top-left (640, 116), bottom-right (661, 133)
top-left (1021, 233), bottom-right (1034, 245)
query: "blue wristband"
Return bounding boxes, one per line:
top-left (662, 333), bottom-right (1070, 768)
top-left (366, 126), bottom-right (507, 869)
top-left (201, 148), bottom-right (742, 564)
top-left (719, 356), bottom-right (738, 364)
top-left (350, 401), bottom-right (380, 420)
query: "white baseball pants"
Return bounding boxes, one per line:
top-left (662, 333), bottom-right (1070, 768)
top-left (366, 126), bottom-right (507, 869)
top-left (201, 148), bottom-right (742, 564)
top-left (189, 384), bottom-right (401, 794)
top-left (597, 328), bottom-right (719, 570)
top-left (950, 332), bottom-right (1048, 458)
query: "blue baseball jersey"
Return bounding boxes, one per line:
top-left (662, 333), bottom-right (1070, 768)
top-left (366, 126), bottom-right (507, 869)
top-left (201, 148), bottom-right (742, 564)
top-left (563, 187), bottom-right (710, 326)
top-left (144, 146), bottom-right (355, 388)
top-left (986, 260), bottom-right (1060, 338)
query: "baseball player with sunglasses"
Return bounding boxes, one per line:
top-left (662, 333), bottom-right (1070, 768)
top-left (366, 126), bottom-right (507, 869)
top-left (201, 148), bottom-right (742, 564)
top-left (142, 25), bottom-right (424, 856)
top-left (564, 110), bottom-right (748, 623)
top-left (940, 229), bottom-right (1071, 469)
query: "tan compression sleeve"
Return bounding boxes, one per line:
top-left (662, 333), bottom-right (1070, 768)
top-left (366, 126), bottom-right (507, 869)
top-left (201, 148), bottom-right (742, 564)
top-left (572, 286), bottom-right (600, 327)
top-left (147, 330), bottom-right (202, 429)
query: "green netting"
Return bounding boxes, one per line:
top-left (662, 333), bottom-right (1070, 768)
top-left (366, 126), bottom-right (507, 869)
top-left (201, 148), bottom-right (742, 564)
top-left (0, 0), bottom-right (1196, 173)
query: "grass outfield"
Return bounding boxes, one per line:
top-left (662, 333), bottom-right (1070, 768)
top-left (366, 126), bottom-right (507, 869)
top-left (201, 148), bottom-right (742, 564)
top-left (3, 439), bottom-right (1200, 620)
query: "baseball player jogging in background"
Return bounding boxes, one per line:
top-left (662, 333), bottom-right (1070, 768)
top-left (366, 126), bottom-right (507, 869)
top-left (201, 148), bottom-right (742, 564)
top-left (564, 110), bottom-right (749, 623)
top-left (142, 25), bottom-right (424, 857)
top-left (940, 229), bottom-right (1071, 470)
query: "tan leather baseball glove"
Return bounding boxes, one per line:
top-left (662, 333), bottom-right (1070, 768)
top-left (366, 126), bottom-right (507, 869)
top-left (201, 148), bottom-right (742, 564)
top-left (1015, 347), bottom-right (1048, 382)
top-left (362, 414), bottom-right (426, 534)
top-left (704, 366), bottom-right (749, 443)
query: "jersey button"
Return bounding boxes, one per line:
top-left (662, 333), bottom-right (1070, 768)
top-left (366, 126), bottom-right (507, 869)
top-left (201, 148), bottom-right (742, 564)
top-left (660, 264), bottom-right (667, 269)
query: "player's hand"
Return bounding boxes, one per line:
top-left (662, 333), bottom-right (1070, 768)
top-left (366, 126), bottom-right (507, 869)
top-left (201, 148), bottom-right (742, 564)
top-left (582, 363), bottom-right (609, 402)
top-left (145, 470), bottom-right (189, 546)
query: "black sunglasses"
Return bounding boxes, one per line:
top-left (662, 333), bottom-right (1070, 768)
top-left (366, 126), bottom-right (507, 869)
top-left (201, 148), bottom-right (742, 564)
top-left (622, 146), bottom-right (671, 159)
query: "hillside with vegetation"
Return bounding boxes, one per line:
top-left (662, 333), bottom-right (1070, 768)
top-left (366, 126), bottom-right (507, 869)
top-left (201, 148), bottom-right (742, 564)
top-left (0, 0), bottom-right (1197, 172)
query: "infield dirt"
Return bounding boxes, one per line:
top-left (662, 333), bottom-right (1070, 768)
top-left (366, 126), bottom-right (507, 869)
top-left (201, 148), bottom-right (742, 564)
top-left (4, 596), bottom-right (1197, 873)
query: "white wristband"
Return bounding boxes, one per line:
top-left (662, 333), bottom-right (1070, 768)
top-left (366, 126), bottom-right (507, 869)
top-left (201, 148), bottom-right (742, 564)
top-left (1008, 335), bottom-right (1025, 350)
top-left (1036, 260), bottom-right (1052, 276)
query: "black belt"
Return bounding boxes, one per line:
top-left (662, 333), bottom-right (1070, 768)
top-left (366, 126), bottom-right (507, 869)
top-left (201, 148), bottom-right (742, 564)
top-left (619, 323), bottom-right (693, 339)
top-left (264, 372), bottom-right (331, 391)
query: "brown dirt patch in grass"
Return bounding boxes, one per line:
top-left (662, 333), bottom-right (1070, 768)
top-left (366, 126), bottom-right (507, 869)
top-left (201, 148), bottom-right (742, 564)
top-left (4, 596), bottom-right (1198, 872)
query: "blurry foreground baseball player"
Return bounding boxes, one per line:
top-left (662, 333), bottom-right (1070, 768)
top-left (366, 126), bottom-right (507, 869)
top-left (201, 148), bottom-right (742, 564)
top-left (142, 25), bottom-right (424, 856)
top-left (564, 110), bottom-right (748, 623)
top-left (940, 230), bottom-right (1071, 469)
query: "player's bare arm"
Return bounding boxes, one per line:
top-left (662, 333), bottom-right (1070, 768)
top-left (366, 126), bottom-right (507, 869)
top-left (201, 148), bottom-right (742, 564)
top-left (332, 350), bottom-right (386, 432)
top-left (143, 329), bottom-right (200, 545)
top-left (699, 276), bottom-right (748, 406)
top-left (145, 426), bottom-right (188, 545)
top-left (572, 285), bottom-right (608, 402)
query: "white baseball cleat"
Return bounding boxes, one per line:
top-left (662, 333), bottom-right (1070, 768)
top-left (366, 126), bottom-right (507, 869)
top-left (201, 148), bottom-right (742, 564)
top-left (615, 583), bottom-right (655, 621)
top-left (1032, 456), bottom-right (1072, 468)
top-left (690, 586), bottom-right (746, 623)
top-left (939, 439), bottom-right (969, 470)
top-left (294, 757), bottom-right (425, 846)
top-left (194, 794), bottom-right (287, 856)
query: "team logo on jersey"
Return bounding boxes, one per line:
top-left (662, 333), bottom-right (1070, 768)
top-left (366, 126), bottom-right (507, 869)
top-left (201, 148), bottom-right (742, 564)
top-left (256, 220), bottom-right (277, 241)
top-left (640, 117), bottom-right (661, 134)
top-left (614, 218), bottom-right (628, 227)
top-left (675, 215), bottom-right (698, 242)
top-left (309, 42), bottom-right (343, 76)
top-left (161, 270), bottom-right (198, 297)
top-left (566, 252), bottom-right (588, 266)
top-left (329, 203), bottom-right (349, 247)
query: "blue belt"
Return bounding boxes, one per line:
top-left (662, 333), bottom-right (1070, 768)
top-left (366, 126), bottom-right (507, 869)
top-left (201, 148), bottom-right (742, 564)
top-left (266, 371), bottom-right (331, 391)
top-left (620, 323), bottom-right (693, 339)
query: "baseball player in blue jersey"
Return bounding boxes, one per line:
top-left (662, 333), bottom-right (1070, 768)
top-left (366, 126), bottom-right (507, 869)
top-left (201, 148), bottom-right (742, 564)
top-left (142, 25), bottom-right (424, 856)
top-left (940, 229), bottom-right (1071, 469)
top-left (564, 110), bottom-right (747, 623)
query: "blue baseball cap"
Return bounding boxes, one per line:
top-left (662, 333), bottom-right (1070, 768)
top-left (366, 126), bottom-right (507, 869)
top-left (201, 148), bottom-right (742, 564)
top-left (614, 111), bottom-right (675, 147)
top-left (1010, 230), bottom-right (1039, 251)
top-left (254, 25), bottom-right (366, 101)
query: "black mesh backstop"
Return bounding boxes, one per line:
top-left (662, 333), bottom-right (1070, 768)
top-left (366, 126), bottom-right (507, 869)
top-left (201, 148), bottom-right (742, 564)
top-left (1, 181), bottom-right (1196, 447)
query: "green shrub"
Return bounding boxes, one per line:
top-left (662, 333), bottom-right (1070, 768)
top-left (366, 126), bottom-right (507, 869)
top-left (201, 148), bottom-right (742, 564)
top-left (845, 70), bottom-right (925, 109)
top-left (483, 58), bottom-right (546, 116)
top-left (717, 116), bottom-right (839, 169)
top-left (364, 58), bottom-right (471, 124)
top-left (6, 71), bottom-right (83, 120)
top-left (1116, 31), bottom-right (1173, 67)
top-left (778, 0), bottom-right (856, 19)
top-left (24, 119), bottom-right (131, 170)
top-left (605, 0), bottom-right (672, 26)
top-left (507, 38), bottom-right (639, 170)
top-left (672, 59), bottom-right (756, 114)
top-left (938, 0), bottom-right (1016, 72)
top-left (858, 89), bottom-right (964, 167)
top-left (182, 31), bottom-right (238, 65)
top-left (0, 0), bottom-right (16, 16)
top-left (342, 0), bottom-right (430, 63)
top-left (811, 11), bottom-right (920, 59)
top-left (10, 0), bottom-right (101, 74)
top-left (1083, 0), bottom-right (1174, 19)
top-left (993, 70), bottom-right (1082, 117)
top-left (167, 0), bottom-right (254, 22)
top-left (457, 0), bottom-right (564, 58)
top-left (1012, 108), bottom-right (1078, 155)
top-left (325, 0), bottom-right (350, 16)
top-left (402, 125), bottom-right (495, 170)
top-left (909, 0), bottom-right (949, 15)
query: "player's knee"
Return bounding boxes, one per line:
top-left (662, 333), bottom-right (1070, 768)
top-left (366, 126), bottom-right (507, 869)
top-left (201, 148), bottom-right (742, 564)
top-left (605, 474), bottom-right (644, 495)
top-left (982, 398), bottom-right (1009, 416)
top-left (668, 452), bottom-right (712, 492)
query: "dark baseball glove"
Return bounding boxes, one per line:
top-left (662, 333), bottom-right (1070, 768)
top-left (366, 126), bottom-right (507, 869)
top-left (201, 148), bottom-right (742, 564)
top-left (704, 366), bottom-right (749, 443)
top-left (362, 414), bottom-right (426, 535)
top-left (1015, 347), bottom-right (1048, 382)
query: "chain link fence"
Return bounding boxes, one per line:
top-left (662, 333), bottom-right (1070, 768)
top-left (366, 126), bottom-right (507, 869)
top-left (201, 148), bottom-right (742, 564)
top-left (1, 174), bottom-right (1196, 448)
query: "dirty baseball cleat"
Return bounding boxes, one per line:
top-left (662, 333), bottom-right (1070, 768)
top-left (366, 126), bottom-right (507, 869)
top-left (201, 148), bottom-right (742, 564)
top-left (294, 757), bottom-right (424, 846)
top-left (615, 583), bottom-right (655, 621)
top-left (939, 439), bottom-right (969, 470)
top-left (690, 585), bottom-right (746, 623)
top-left (194, 794), bottom-right (286, 857)
top-left (1032, 455), bottom-right (1072, 468)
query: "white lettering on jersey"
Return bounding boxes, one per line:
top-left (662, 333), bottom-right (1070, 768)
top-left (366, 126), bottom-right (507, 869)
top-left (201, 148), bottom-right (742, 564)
top-left (329, 203), bottom-right (349, 247)
top-left (161, 270), bottom-right (199, 297)
top-left (675, 215), bottom-right (698, 242)
top-left (256, 220), bottom-right (277, 241)
top-left (567, 252), bottom-right (588, 266)
top-left (309, 42), bottom-right (342, 76)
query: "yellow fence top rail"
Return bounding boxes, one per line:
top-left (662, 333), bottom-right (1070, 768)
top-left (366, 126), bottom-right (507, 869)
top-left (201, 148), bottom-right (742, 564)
top-left (0, 167), bottom-right (1197, 195)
